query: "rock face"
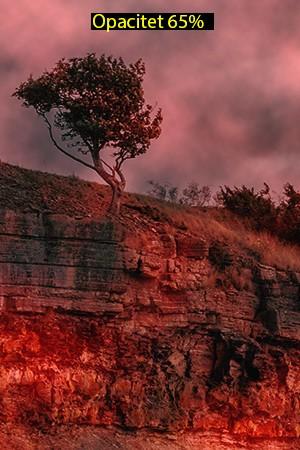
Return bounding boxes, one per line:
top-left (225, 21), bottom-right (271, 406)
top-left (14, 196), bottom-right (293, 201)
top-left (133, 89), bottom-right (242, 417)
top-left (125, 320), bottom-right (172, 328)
top-left (0, 208), bottom-right (299, 449)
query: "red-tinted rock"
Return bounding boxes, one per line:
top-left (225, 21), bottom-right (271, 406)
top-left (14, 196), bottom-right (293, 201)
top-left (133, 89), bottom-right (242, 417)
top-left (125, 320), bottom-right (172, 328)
top-left (0, 208), bottom-right (298, 449)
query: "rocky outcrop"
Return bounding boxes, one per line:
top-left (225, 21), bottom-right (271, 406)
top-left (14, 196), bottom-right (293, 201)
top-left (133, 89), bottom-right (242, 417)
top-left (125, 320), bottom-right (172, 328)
top-left (0, 208), bottom-right (299, 449)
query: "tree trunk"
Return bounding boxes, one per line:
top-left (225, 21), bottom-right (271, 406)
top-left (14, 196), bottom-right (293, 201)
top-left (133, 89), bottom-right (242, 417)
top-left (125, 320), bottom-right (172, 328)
top-left (110, 182), bottom-right (123, 215)
top-left (92, 154), bottom-right (126, 215)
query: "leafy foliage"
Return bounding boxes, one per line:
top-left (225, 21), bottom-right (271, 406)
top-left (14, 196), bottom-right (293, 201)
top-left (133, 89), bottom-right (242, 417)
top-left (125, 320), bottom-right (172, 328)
top-left (13, 53), bottom-right (162, 163)
top-left (13, 53), bottom-right (163, 214)
top-left (277, 183), bottom-right (300, 243)
top-left (217, 182), bottom-right (300, 246)
top-left (217, 184), bottom-right (277, 231)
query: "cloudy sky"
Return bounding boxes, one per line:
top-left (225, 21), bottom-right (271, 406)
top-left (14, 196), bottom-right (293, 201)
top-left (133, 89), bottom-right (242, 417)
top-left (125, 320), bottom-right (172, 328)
top-left (2, 0), bottom-right (300, 194)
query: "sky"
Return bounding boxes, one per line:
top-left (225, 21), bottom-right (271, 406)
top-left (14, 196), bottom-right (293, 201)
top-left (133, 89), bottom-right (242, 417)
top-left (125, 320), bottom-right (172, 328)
top-left (2, 0), bottom-right (300, 195)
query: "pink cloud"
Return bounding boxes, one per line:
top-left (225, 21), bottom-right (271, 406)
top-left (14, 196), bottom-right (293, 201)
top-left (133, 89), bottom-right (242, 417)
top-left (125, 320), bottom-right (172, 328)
top-left (2, 0), bottom-right (300, 194)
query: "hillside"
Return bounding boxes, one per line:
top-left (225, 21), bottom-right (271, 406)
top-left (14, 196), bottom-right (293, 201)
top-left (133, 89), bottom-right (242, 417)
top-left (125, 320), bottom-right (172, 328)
top-left (1, 161), bottom-right (300, 271)
top-left (0, 161), bottom-right (299, 449)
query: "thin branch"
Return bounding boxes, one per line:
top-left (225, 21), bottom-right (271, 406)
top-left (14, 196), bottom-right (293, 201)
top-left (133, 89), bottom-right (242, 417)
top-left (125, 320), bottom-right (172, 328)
top-left (115, 166), bottom-right (126, 190)
top-left (100, 157), bottom-right (115, 176)
top-left (53, 107), bottom-right (94, 154)
top-left (115, 153), bottom-right (126, 170)
top-left (91, 152), bottom-right (117, 188)
top-left (42, 114), bottom-right (96, 172)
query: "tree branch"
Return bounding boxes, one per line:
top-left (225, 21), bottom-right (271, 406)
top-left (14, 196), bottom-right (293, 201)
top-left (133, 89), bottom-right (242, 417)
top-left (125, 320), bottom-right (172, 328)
top-left (100, 158), bottom-right (115, 176)
top-left (91, 152), bottom-right (118, 190)
top-left (42, 114), bottom-right (96, 172)
top-left (115, 165), bottom-right (126, 190)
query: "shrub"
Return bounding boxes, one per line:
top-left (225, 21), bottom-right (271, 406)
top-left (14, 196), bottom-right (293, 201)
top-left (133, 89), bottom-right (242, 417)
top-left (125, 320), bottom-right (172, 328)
top-left (278, 183), bottom-right (300, 244)
top-left (217, 183), bottom-right (278, 231)
top-left (147, 180), bottom-right (211, 207)
top-left (179, 182), bottom-right (211, 207)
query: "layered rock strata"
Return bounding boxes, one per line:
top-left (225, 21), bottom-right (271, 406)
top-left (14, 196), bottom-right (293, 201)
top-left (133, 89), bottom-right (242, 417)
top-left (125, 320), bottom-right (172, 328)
top-left (0, 208), bottom-right (299, 449)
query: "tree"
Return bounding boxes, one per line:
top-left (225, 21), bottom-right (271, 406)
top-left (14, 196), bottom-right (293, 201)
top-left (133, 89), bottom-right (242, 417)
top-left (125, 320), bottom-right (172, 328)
top-left (13, 53), bottom-right (163, 214)
top-left (179, 182), bottom-right (211, 207)
top-left (147, 180), bottom-right (211, 206)
top-left (147, 180), bottom-right (168, 200)
top-left (147, 180), bottom-right (179, 202)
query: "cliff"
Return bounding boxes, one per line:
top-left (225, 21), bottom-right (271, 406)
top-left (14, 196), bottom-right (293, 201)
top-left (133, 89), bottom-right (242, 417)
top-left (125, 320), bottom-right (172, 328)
top-left (0, 162), bottom-right (299, 449)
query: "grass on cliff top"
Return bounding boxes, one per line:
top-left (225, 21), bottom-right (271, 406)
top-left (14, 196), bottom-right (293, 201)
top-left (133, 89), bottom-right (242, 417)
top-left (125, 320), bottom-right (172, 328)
top-left (0, 161), bottom-right (109, 217)
top-left (133, 193), bottom-right (300, 271)
top-left (1, 161), bottom-right (300, 271)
